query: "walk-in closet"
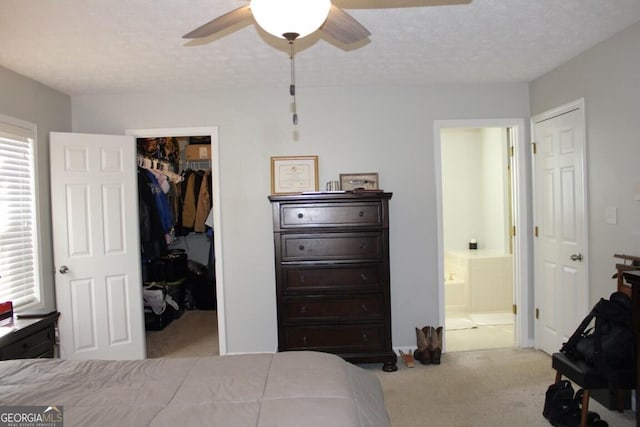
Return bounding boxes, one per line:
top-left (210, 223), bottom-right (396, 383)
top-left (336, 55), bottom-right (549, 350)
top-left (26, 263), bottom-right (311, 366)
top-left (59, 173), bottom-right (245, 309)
top-left (136, 135), bottom-right (218, 357)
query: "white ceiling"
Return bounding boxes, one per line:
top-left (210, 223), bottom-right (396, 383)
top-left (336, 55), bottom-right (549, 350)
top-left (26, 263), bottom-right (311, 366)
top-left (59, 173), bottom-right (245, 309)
top-left (1, 0), bottom-right (639, 96)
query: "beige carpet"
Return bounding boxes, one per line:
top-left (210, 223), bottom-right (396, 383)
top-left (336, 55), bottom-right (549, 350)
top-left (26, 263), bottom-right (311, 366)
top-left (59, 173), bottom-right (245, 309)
top-left (145, 316), bottom-right (635, 426)
top-left (145, 310), bottom-right (219, 358)
top-left (364, 348), bottom-right (636, 427)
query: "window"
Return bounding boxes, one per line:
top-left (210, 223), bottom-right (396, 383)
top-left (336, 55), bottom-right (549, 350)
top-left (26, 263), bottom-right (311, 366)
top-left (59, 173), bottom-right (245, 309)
top-left (0, 116), bottom-right (40, 308)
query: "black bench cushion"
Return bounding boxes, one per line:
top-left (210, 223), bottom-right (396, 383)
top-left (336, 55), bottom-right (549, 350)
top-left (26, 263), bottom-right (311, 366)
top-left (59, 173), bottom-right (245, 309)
top-left (552, 352), bottom-right (609, 388)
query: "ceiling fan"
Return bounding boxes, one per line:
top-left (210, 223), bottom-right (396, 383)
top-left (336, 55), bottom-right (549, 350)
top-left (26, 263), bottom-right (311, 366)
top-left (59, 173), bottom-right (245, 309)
top-left (183, 0), bottom-right (471, 124)
top-left (183, 0), bottom-right (471, 45)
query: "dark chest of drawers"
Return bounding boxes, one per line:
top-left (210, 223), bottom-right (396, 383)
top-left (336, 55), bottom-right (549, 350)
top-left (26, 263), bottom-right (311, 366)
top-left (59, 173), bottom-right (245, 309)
top-left (0, 313), bottom-right (59, 360)
top-left (269, 192), bottom-right (397, 371)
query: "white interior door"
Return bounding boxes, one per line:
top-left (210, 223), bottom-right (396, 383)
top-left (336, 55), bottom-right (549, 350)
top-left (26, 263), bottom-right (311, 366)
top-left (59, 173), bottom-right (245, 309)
top-left (50, 132), bottom-right (146, 360)
top-left (532, 99), bottom-right (588, 355)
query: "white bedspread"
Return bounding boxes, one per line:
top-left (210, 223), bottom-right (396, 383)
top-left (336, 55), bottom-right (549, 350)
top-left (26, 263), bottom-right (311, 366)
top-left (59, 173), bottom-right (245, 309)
top-left (0, 351), bottom-right (390, 427)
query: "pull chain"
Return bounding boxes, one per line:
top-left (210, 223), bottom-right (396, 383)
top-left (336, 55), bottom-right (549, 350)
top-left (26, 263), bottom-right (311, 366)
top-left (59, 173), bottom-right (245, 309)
top-left (289, 39), bottom-right (298, 125)
top-left (283, 32), bottom-right (300, 125)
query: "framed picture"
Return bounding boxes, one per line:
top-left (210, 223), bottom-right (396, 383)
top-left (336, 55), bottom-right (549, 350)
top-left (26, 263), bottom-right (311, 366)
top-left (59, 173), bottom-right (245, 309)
top-left (271, 155), bottom-right (319, 194)
top-left (339, 173), bottom-right (379, 191)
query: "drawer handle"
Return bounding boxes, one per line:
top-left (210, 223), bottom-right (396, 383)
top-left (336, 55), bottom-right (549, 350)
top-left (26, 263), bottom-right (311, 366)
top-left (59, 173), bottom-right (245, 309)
top-left (297, 213), bottom-right (304, 219)
top-left (298, 245), bottom-right (305, 251)
top-left (360, 241), bottom-right (368, 249)
top-left (361, 304), bottom-right (368, 312)
top-left (298, 274), bottom-right (305, 283)
top-left (302, 336), bottom-right (308, 345)
top-left (360, 273), bottom-right (367, 281)
top-left (300, 305), bottom-right (307, 314)
top-left (362, 333), bottom-right (368, 343)
top-left (359, 211), bottom-right (364, 217)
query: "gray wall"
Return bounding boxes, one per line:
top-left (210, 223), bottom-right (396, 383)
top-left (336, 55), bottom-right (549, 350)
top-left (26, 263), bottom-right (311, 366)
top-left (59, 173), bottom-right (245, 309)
top-left (0, 65), bottom-right (72, 311)
top-left (530, 21), bottom-right (640, 304)
top-left (71, 83), bottom-right (530, 353)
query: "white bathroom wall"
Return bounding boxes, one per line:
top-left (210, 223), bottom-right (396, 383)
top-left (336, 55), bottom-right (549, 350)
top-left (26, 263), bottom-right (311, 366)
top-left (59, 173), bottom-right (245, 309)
top-left (441, 128), bottom-right (483, 251)
top-left (480, 128), bottom-right (510, 254)
top-left (441, 128), bottom-right (510, 253)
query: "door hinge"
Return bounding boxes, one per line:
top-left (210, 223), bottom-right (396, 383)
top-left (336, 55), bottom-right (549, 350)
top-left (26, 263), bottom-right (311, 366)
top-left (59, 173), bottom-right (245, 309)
top-left (512, 225), bottom-right (516, 237)
top-left (532, 142), bottom-right (537, 154)
top-left (534, 226), bottom-right (539, 237)
top-left (535, 308), bottom-right (540, 319)
top-left (512, 304), bottom-right (517, 315)
top-left (510, 146), bottom-right (514, 157)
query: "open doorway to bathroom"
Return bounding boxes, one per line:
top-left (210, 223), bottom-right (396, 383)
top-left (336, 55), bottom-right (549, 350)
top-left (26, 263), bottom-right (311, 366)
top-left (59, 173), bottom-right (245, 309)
top-left (437, 125), bottom-right (520, 352)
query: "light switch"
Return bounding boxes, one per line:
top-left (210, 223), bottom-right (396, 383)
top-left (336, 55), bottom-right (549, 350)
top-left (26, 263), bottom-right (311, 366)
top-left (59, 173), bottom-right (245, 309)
top-left (605, 206), bottom-right (617, 225)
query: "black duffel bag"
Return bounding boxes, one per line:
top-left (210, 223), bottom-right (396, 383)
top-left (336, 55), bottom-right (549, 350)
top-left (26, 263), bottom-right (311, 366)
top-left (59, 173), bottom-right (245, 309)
top-left (561, 291), bottom-right (634, 375)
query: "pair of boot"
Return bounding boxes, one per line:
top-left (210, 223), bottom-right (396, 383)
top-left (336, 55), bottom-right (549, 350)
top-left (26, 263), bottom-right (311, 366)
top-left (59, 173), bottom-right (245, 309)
top-left (413, 326), bottom-right (442, 365)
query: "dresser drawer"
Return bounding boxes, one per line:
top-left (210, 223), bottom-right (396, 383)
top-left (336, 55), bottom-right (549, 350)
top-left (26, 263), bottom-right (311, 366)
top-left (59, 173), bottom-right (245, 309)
top-left (283, 324), bottom-right (385, 352)
top-left (282, 264), bottom-right (383, 292)
top-left (283, 294), bottom-right (384, 322)
top-left (281, 232), bottom-right (382, 261)
top-left (0, 325), bottom-right (55, 360)
top-left (280, 202), bottom-right (383, 229)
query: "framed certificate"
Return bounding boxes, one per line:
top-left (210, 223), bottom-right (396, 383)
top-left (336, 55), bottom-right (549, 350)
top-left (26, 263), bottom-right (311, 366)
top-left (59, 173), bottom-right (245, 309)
top-left (270, 155), bottom-right (319, 194)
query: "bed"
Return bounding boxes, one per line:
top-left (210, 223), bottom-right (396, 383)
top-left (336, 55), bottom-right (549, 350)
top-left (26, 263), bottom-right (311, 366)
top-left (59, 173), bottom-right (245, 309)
top-left (0, 350), bottom-right (390, 427)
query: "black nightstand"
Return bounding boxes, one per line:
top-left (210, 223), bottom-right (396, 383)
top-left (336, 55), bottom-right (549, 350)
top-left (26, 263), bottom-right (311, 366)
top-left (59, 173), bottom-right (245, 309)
top-left (0, 312), bottom-right (59, 360)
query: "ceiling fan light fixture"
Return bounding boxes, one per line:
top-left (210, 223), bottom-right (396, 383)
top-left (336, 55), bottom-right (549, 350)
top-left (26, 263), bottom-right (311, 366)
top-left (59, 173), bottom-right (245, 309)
top-left (251, 0), bottom-right (331, 40)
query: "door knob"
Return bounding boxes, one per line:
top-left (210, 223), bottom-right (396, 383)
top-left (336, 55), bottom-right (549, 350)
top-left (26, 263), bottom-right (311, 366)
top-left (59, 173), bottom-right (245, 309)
top-left (569, 253), bottom-right (583, 262)
top-left (59, 265), bottom-right (70, 274)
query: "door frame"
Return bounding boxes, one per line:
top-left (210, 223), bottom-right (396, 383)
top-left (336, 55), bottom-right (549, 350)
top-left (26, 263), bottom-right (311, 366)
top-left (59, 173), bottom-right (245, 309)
top-left (530, 98), bottom-right (589, 352)
top-left (434, 118), bottom-right (530, 348)
top-left (126, 126), bottom-right (227, 355)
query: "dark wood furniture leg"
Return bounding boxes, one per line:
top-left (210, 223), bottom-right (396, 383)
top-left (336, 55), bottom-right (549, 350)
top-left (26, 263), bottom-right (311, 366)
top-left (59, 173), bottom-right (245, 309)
top-left (621, 269), bottom-right (640, 427)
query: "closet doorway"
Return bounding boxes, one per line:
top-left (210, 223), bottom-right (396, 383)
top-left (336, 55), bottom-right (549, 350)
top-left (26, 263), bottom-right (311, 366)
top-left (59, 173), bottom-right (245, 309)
top-left (127, 126), bottom-right (226, 357)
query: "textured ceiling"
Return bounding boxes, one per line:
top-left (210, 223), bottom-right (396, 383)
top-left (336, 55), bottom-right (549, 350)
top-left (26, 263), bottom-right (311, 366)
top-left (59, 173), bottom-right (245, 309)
top-left (0, 0), bottom-right (639, 96)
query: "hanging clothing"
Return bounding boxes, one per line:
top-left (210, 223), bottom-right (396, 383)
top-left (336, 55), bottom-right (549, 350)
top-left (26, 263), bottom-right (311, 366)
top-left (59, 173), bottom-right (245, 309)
top-left (145, 170), bottom-right (173, 236)
top-left (194, 170), bottom-right (211, 232)
top-left (180, 169), bottom-right (211, 233)
top-left (181, 171), bottom-right (197, 231)
top-left (138, 168), bottom-right (168, 259)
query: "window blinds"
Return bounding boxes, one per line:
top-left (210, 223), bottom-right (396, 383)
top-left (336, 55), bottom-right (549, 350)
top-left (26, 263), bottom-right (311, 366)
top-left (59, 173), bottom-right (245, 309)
top-left (0, 130), bottom-right (39, 308)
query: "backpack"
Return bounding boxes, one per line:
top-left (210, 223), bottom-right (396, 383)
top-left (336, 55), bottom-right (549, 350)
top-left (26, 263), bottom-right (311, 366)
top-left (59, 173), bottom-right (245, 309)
top-left (543, 381), bottom-right (608, 426)
top-left (560, 291), bottom-right (634, 375)
top-left (543, 380), bottom-right (577, 422)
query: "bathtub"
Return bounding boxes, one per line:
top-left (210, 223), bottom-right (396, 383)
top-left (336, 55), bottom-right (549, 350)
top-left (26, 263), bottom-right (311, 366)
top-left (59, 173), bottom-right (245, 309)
top-left (444, 250), bottom-right (513, 313)
top-left (444, 278), bottom-right (467, 312)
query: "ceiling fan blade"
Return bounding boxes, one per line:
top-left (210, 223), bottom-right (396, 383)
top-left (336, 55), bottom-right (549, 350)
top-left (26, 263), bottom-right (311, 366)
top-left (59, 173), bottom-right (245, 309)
top-left (333, 0), bottom-right (471, 9)
top-left (183, 5), bottom-right (253, 39)
top-left (320, 5), bottom-right (371, 44)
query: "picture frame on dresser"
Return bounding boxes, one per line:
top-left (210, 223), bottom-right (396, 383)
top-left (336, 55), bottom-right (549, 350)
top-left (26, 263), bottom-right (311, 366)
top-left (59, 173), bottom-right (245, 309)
top-left (270, 155), bottom-right (319, 195)
top-left (339, 173), bottom-right (379, 191)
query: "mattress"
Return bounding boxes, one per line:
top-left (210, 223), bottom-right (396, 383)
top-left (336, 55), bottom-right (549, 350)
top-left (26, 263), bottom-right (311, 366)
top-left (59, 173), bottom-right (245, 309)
top-left (0, 351), bottom-right (390, 427)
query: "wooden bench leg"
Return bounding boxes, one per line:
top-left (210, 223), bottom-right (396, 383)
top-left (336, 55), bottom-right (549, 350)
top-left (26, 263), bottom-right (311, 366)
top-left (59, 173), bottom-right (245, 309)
top-left (616, 389), bottom-right (624, 412)
top-left (555, 371), bottom-right (562, 383)
top-left (580, 389), bottom-right (590, 427)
